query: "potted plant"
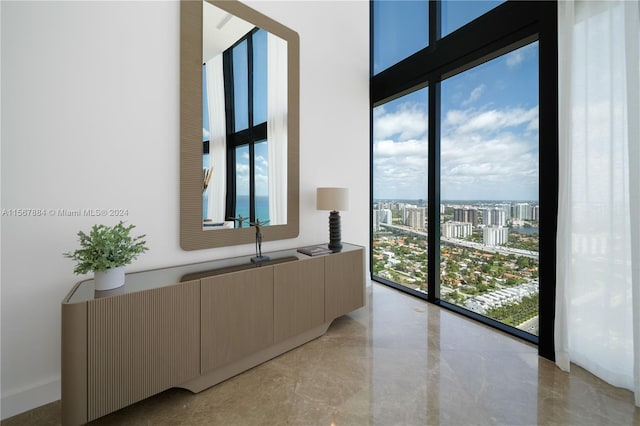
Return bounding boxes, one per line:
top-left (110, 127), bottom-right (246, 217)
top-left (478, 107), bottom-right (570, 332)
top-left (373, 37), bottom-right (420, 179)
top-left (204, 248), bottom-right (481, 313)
top-left (64, 221), bottom-right (148, 291)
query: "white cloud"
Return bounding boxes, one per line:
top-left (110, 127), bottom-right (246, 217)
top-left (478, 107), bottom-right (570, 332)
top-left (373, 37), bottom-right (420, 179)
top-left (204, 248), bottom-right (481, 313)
top-left (506, 50), bottom-right (524, 68)
top-left (373, 138), bottom-right (428, 199)
top-left (440, 106), bottom-right (539, 200)
top-left (236, 163), bottom-right (249, 180)
top-left (255, 154), bottom-right (268, 170)
top-left (462, 84), bottom-right (485, 106)
top-left (372, 100), bottom-right (431, 199)
top-left (374, 103), bottom-right (428, 141)
top-left (374, 100), bottom-right (539, 200)
top-left (505, 42), bottom-right (537, 69)
top-left (446, 106), bottom-right (538, 136)
top-left (374, 139), bottom-right (426, 158)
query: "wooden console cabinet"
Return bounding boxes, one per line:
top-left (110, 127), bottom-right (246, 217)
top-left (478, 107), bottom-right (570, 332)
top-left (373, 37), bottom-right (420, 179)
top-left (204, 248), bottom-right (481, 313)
top-left (61, 244), bottom-right (364, 425)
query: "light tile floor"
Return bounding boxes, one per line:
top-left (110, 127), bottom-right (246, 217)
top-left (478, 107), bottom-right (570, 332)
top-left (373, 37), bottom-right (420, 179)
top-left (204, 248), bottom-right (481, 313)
top-left (3, 283), bottom-right (639, 425)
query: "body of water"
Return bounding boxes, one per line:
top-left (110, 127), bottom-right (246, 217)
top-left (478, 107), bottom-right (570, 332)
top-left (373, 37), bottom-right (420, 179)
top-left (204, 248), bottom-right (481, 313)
top-left (203, 194), bottom-right (269, 226)
top-left (511, 227), bottom-right (539, 235)
top-left (235, 195), bottom-right (270, 225)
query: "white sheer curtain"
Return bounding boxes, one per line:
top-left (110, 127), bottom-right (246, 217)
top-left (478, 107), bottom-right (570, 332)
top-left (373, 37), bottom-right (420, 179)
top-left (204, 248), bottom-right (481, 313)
top-left (267, 33), bottom-right (288, 225)
top-left (556, 0), bottom-right (640, 405)
top-left (205, 54), bottom-right (227, 222)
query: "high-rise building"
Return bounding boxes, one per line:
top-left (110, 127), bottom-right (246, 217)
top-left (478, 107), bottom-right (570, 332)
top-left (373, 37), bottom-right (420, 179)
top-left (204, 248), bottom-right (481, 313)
top-left (373, 209), bottom-right (393, 231)
top-left (491, 208), bottom-right (507, 226)
top-left (373, 210), bottom-right (381, 231)
top-left (481, 208), bottom-right (506, 227)
top-left (495, 203), bottom-right (512, 220)
top-left (404, 207), bottom-right (426, 230)
top-left (401, 204), bottom-right (417, 224)
top-left (483, 226), bottom-right (509, 246)
top-left (441, 221), bottom-right (472, 239)
top-left (454, 207), bottom-right (478, 226)
top-left (513, 203), bottom-right (533, 220)
top-left (532, 204), bottom-right (540, 221)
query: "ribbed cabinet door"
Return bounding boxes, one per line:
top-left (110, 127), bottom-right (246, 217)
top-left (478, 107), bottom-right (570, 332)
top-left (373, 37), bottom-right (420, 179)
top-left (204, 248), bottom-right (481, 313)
top-left (273, 257), bottom-right (325, 342)
top-left (201, 268), bottom-right (274, 373)
top-left (325, 249), bottom-right (365, 320)
top-left (87, 280), bottom-right (200, 421)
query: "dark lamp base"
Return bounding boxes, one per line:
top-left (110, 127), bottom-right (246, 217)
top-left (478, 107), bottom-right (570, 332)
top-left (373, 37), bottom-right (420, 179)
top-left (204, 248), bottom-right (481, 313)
top-left (328, 210), bottom-right (343, 252)
top-left (251, 255), bottom-right (270, 264)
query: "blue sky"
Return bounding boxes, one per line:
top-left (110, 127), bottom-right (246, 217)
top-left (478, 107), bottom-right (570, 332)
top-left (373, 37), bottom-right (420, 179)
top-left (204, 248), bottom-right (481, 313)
top-left (373, 2), bottom-right (539, 201)
top-left (373, 0), bottom-right (504, 75)
top-left (235, 141), bottom-right (269, 197)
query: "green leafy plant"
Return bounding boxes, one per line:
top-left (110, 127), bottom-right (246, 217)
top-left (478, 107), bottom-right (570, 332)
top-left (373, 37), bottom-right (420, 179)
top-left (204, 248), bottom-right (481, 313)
top-left (64, 221), bottom-right (148, 274)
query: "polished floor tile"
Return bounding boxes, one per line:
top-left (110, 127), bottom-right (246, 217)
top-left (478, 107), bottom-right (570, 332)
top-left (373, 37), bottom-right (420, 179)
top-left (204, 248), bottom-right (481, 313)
top-left (3, 283), bottom-right (639, 425)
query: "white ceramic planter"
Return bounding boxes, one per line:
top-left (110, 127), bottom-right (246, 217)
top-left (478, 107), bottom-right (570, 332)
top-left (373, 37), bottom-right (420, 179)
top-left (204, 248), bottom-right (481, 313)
top-left (94, 266), bottom-right (125, 291)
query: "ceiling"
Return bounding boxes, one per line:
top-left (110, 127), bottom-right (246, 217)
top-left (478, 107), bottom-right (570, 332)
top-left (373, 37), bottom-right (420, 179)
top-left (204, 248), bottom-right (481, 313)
top-left (203, 1), bottom-right (254, 63)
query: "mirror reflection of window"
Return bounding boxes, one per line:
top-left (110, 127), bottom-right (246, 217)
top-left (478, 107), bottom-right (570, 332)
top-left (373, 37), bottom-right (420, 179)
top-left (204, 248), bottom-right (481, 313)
top-left (203, 64), bottom-right (211, 220)
top-left (232, 140), bottom-right (269, 226)
top-left (226, 28), bottom-right (268, 225)
top-left (252, 29), bottom-right (267, 126)
top-left (235, 145), bottom-right (250, 226)
top-left (232, 39), bottom-right (249, 132)
top-left (203, 24), bottom-right (287, 228)
top-left (254, 140), bottom-right (269, 224)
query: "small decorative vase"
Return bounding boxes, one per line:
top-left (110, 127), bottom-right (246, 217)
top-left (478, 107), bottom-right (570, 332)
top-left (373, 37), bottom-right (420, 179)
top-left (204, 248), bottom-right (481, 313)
top-left (94, 266), bottom-right (125, 291)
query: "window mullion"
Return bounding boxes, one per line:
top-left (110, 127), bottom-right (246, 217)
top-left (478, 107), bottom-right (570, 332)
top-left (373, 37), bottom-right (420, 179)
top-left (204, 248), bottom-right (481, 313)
top-left (223, 49), bottom-right (236, 220)
top-left (426, 0), bottom-right (441, 302)
top-left (427, 80), bottom-right (440, 302)
top-left (247, 31), bottom-right (256, 221)
top-left (249, 142), bottom-right (256, 222)
top-left (247, 30), bottom-right (255, 129)
top-left (429, 0), bottom-right (441, 45)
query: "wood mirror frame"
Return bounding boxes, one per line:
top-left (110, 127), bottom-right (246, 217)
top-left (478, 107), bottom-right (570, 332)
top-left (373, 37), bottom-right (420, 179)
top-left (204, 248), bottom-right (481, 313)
top-left (180, 0), bottom-right (299, 250)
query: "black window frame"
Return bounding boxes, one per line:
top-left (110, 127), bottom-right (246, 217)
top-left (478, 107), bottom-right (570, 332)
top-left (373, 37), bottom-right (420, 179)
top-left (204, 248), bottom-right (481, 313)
top-left (221, 27), bottom-right (268, 224)
top-left (370, 0), bottom-right (558, 360)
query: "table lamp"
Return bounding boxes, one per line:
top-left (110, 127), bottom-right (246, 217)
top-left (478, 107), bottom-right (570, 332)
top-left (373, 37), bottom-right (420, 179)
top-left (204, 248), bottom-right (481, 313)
top-left (316, 187), bottom-right (349, 252)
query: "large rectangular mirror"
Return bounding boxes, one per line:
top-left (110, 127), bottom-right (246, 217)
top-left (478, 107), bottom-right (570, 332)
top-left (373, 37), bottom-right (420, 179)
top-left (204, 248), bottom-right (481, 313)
top-left (181, 0), bottom-right (299, 250)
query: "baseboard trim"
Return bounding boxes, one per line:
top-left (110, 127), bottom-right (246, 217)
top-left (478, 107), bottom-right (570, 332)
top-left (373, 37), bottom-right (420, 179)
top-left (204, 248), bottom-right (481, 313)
top-left (1, 378), bottom-right (60, 420)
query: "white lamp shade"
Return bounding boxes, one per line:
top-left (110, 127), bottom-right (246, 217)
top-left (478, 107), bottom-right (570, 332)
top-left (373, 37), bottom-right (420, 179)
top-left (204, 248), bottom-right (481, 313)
top-left (316, 187), bottom-right (349, 211)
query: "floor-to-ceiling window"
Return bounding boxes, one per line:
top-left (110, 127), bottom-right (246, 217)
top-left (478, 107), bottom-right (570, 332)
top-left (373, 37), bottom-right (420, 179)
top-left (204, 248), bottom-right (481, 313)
top-left (373, 88), bottom-right (429, 295)
top-left (371, 0), bottom-right (557, 357)
top-left (439, 42), bottom-right (540, 335)
top-left (224, 28), bottom-right (269, 225)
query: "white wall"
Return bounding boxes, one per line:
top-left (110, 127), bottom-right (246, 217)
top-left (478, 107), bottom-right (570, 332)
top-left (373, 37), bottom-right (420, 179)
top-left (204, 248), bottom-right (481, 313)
top-left (0, 0), bottom-right (369, 419)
